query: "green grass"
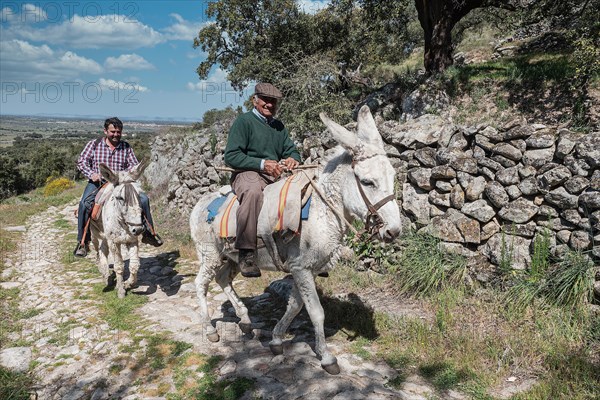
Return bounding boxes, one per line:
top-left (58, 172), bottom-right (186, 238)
top-left (92, 282), bottom-right (149, 331)
top-left (0, 181), bottom-right (83, 274)
top-left (0, 367), bottom-right (35, 400)
top-left (390, 230), bottom-right (468, 296)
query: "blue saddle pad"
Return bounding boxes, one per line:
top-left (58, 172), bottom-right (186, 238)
top-left (206, 195), bottom-right (229, 223)
top-left (301, 195), bottom-right (312, 220)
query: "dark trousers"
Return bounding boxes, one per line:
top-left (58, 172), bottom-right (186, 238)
top-left (76, 181), bottom-right (155, 244)
top-left (231, 171), bottom-right (270, 250)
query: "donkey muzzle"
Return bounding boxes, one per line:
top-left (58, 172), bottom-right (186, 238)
top-left (130, 224), bottom-right (145, 236)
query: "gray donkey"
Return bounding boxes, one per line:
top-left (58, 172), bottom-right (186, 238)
top-left (90, 162), bottom-right (147, 298)
top-left (190, 106), bottom-right (402, 374)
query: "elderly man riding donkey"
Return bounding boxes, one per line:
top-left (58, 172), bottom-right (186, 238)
top-left (190, 83), bottom-right (402, 374)
top-left (74, 117), bottom-right (163, 297)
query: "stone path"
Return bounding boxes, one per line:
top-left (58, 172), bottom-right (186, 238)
top-left (1, 202), bottom-right (467, 399)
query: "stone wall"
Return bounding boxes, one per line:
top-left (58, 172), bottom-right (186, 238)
top-left (146, 115), bottom-right (599, 273)
top-left (379, 115), bottom-right (599, 271)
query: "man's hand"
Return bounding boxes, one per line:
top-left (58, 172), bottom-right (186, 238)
top-left (280, 157), bottom-right (299, 171)
top-left (91, 173), bottom-right (101, 182)
top-left (263, 160), bottom-right (283, 178)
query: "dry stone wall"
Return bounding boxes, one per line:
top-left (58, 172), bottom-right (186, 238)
top-left (146, 115), bottom-right (599, 274)
top-left (379, 115), bottom-right (599, 271)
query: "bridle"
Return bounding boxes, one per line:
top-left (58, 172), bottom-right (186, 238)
top-left (115, 182), bottom-right (145, 231)
top-left (352, 161), bottom-right (396, 237)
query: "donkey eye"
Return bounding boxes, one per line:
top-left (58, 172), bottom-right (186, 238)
top-left (360, 179), bottom-right (375, 187)
top-left (115, 196), bottom-right (125, 202)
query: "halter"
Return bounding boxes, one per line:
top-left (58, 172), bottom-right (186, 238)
top-left (117, 182), bottom-right (145, 231)
top-left (352, 160), bottom-right (396, 236)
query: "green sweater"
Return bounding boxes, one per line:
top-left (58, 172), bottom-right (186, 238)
top-left (224, 111), bottom-right (301, 171)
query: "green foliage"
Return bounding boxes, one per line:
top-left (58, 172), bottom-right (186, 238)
top-left (344, 220), bottom-right (394, 269)
top-left (196, 106), bottom-right (241, 129)
top-left (193, 0), bottom-right (419, 135)
top-left (390, 230), bottom-right (468, 297)
top-left (0, 156), bottom-right (23, 200)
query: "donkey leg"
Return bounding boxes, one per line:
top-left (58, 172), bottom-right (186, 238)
top-left (270, 283), bottom-right (303, 355)
top-left (215, 261), bottom-right (251, 334)
top-left (110, 243), bottom-right (126, 298)
top-left (292, 267), bottom-right (340, 375)
top-left (91, 234), bottom-right (105, 277)
top-left (124, 243), bottom-right (140, 289)
top-left (194, 244), bottom-right (221, 342)
top-left (94, 236), bottom-right (111, 285)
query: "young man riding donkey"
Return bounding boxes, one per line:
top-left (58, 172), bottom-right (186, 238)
top-left (74, 117), bottom-right (163, 257)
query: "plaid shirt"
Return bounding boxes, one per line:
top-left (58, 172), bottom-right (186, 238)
top-left (77, 138), bottom-right (139, 180)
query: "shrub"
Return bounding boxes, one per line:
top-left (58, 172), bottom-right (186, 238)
top-left (43, 177), bottom-right (75, 197)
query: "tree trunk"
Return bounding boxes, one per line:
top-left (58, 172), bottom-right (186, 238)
top-left (415, 0), bottom-right (485, 74)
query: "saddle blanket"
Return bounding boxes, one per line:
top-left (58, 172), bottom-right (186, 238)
top-left (206, 171), bottom-right (314, 238)
top-left (91, 183), bottom-right (111, 220)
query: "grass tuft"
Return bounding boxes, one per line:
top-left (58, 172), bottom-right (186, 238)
top-left (390, 231), bottom-right (468, 297)
top-left (0, 367), bottom-right (35, 400)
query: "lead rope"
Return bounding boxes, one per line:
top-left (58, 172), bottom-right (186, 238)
top-left (300, 170), bottom-right (358, 235)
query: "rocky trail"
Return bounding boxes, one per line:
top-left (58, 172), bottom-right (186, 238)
top-left (0, 202), bottom-right (473, 400)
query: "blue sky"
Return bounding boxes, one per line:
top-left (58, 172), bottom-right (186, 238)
top-left (0, 1), bottom-right (328, 122)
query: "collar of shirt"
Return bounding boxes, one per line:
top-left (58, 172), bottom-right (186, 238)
top-left (252, 108), bottom-right (273, 125)
top-left (100, 138), bottom-right (124, 151)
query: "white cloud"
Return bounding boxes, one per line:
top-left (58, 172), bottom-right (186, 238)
top-left (104, 54), bottom-right (155, 71)
top-left (7, 14), bottom-right (165, 49)
top-left (298, 0), bottom-right (330, 14)
top-left (162, 13), bottom-right (206, 41)
top-left (0, 39), bottom-right (103, 81)
top-left (98, 78), bottom-right (149, 93)
top-left (1, 3), bottom-right (46, 24)
top-left (186, 68), bottom-right (229, 92)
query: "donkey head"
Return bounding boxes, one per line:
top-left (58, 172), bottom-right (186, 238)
top-left (320, 105), bottom-right (401, 242)
top-left (99, 161), bottom-right (147, 237)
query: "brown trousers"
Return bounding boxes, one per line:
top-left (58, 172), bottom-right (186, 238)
top-left (231, 171), bottom-right (272, 250)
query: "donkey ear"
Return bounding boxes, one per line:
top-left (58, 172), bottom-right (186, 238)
top-left (356, 105), bottom-right (384, 149)
top-left (129, 160), bottom-right (147, 181)
top-left (319, 112), bottom-right (358, 152)
top-left (99, 163), bottom-right (118, 185)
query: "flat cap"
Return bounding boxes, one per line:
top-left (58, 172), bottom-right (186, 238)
top-left (254, 83), bottom-right (283, 99)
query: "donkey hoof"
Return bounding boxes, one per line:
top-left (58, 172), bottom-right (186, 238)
top-left (117, 288), bottom-right (126, 299)
top-left (269, 343), bottom-right (283, 355)
top-left (322, 361), bottom-right (340, 375)
top-left (207, 332), bottom-right (220, 342)
top-left (239, 322), bottom-right (252, 335)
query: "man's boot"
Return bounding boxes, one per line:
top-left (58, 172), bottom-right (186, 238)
top-left (239, 249), bottom-right (261, 278)
top-left (142, 231), bottom-right (163, 247)
top-left (73, 243), bottom-right (87, 258)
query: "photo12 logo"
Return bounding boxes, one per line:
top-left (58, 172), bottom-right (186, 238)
top-left (1, 2), bottom-right (140, 23)
top-left (2, 81), bottom-right (142, 104)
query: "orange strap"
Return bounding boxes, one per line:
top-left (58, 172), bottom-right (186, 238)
top-left (274, 175), bottom-right (295, 231)
top-left (219, 195), bottom-right (238, 238)
top-left (80, 216), bottom-right (92, 246)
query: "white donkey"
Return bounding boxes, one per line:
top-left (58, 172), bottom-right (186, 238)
top-left (189, 105), bottom-right (401, 374)
top-left (90, 162), bottom-right (147, 298)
